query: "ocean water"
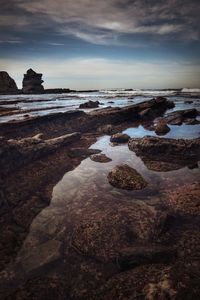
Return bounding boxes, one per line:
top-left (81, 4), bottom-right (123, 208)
top-left (0, 88), bottom-right (200, 123)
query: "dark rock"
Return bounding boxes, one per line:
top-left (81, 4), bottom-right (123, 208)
top-left (0, 132), bottom-right (81, 176)
top-left (139, 108), bottom-right (154, 119)
top-left (0, 97), bottom-right (176, 140)
top-left (117, 245), bottom-right (176, 271)
top-left (184, 100), bottom-right (193, 104)
top-left (184, 118), bottom-right (200, 125)
top-left (0, 71), bottom-right (18, 94)
top-left (128, 136), bottom-right (200, 171)
top-left (128, 136), bottom-right (200, 160)
top-left (22, 69), bottom-right (44, 94)
top-left (108, 101), bottom-right (114, 104)
top-left (108, 164), bottom-right (148, 190)
top-left (90, 153), bottom-right (112, 163)
top-left (110, 133), bottom-right (130, 143)
top-left (68, 148), bottom-right (101, 158)
top-left (154, 121), bottom-right (170, 135)
top-left (162, 109), bottom-right (199, 125)
top-left (79, 100), bottom-right (100, 109)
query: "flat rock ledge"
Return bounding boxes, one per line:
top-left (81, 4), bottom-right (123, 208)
top-left (128, 136), bottom-right (200, 172)
top-left (107, 164), bottom-right (148, 190)
top-left (128, 136), bottom-right (200, 160)
top-left (0, 132), bottom-right (81, 176)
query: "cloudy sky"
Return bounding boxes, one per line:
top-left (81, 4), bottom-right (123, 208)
top-left (0, 0), bottom-right (200, 89)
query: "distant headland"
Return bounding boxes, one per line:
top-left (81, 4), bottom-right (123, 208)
top-left (0, 69), bottom-right (98, 95)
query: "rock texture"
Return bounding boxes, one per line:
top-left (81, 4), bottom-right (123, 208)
top-left (165, 182), bottom-right (200, 216)
top-left (90, 153), bottom-right (112, 163)
top-left (107, 164), bottom-right (148, 190)
top-left (0, 71), bottom-right (18, 94)
top-left (71, 200), bottom-right (166, 262)
top-left (154, 121), bottom-right (170, 135)
top-left (0, 132), bottom-right (81, 176)
top-left (158, 108), bottom-right (199, 125)
top-left (22, 69), bottom-right (44, 94)
top-left (128, 136), bottom-right (200, 172)
top-left (110, 133), bottom-right (130, 143)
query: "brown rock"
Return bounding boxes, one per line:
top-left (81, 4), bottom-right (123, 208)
top-left (90, 153), bottom-right (112, 163)
top-left (110, 133), bottom-right (130, 143)
top-left (71, 200), bottom-right (166, 262)
top-left (107, 164), bottom-right (148, 190)
top-left (166, 182), bottom-right (200, 216)
top-left (154, 121), bottom-right (170, 135)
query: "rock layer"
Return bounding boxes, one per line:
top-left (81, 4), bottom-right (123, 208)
top-left (128, 136), bottom-right (200, 171)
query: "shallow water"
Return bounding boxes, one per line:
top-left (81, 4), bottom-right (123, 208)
top-left (0, 89), bottom-right (199, 123)
top-left (3, 134), bottom-right (199, 287)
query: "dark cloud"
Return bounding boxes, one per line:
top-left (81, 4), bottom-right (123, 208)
top-left (0, 0), bottom-right (199, 45)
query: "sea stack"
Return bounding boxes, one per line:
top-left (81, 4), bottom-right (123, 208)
top-left (22, 68), bottom-right (44, 94)
top-left (0, 71), bottom-right (18, 94)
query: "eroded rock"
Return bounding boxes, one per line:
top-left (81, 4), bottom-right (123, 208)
top-left (128, 136), bottom-right (200, 169)
top-left (22, 69), bottom-right (44, 94)
top-left (110, 133), bottom-right (130, 143)
top-left (90, 153), bottom-right (112, 163)
top-left (154, 121), bottom-right (170, 135)
top-left (108, 164), bottom-right (148, 190)
top-left (0, 132), bottom-right (81, 175)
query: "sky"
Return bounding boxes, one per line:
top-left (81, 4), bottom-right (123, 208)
top-left (0, 0), bottom-right (200, 89)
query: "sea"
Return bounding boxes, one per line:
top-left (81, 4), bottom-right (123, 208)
top-left (0, 88), bottom-right (200, 124)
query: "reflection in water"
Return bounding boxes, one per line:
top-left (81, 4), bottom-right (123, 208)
top-left (124, 124), bottom-right (200, 139)
top-left (1, 134), bottom-right (200, 297)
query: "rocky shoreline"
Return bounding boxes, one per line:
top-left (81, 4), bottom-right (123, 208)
top-left (0, 95), bottom-right (200, 299)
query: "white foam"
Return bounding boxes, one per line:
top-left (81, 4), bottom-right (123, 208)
top-left (181, 88), bottom-right (200, 93)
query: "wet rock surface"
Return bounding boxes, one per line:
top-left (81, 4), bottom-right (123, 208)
top-left (108, 164), bottom-right (148, 190)
top-left (79, 100), bottom-right (100, 108)
top-left (0, 97), bottom-right (200, 300)
top-left (159, 108), bottom-right (199, 125)
top-left (90, 153), bottom-right (112, 163)
top-left (22, 69), bottom-right (44, 94)
top-left (128, 136), bottom-right (200, 171)
top-left (0, 72), bottom-right (18, 94)
top-left (110, 132), bottom-right (130, 143)
top-left (71, 198), bottom-right (167, 262)
top-left (154, 121), bottom-right (170, 135)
